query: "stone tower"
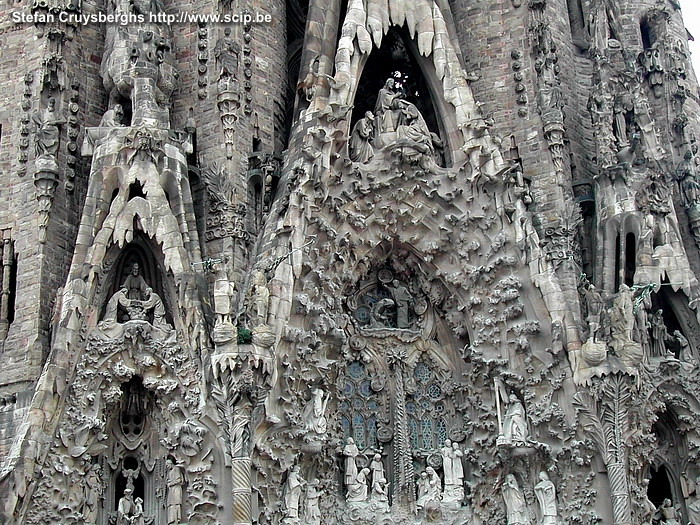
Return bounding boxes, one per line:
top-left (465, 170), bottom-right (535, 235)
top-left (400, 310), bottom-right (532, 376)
top-left (1, 0), bottom-right (700, 523)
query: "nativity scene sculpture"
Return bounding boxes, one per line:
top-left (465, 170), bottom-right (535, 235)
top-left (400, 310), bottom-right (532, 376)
top-left (97, 262), bottom-right (173, 340)
top-left (348, 78), bottom-right (441, 169)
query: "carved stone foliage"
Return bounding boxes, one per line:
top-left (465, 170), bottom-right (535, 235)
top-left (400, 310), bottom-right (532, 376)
top-left (24, 326), bottom-right (223, 525)
top-left (201, 163), bottom-right (248, 243)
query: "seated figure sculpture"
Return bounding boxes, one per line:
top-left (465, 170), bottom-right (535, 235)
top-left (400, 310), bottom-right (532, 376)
top-left (98, 262), bottom-right (173, 339)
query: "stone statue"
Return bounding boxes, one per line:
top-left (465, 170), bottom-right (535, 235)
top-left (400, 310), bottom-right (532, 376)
top-left (100, 103), bottom-right (125, 127)
top-left (252, 269), bottom-right (270, 326)
top-left (654, 498), bottom-right (681, 524)
top-left (123, 263), bottom-right (150, 301)
top-left (534, 471), bottom-right (557, 524)
top-left (503, 394), bottom-right (528, 443)
top-left (166, 458), bottom-right (184, 525)
top-left (213, 264), bottom-right (236, 327)
top-left (388, 279), bottom-right (412, 329)
top-left (581, 282), bottom-right (604, 341)
top-left (214, 27), bottom-right (240, 82)
top-left (143, 287), bottom-right (171, 331)
top-left (416, 466), bottom-right (441, 509)
top-left (650, 309), bottom-right (672, 358)
top-left (116, 487), bottom-right (136, 525)
top-left (687, 476), bottom-right (700, 524)
top-left (674, 330), bottom-right (695, 365)
top-left (82, 463), bottom-right (102, 524)
top-left (346, 467), bottom-right (370, 503)
top-left (343, 437), bottom-right (360, 486)
top-left (441, 439), bottom-right (465, 505)
top-left (371, 476), bottom-right (389, 505)
top-left (303, 388), bottom-right (329, 437)
top-left (132, 497), bottom-right (145, 525)
top-left (502, 474), bottom-right (529, 525)
top-left (304, 478), bottom-right (323, 525)
top-left (374, 78), bottom-right (402, 136)
top-left (349, 111), bottom-right (375, 163)
top-left (283, 466), bottom-right (305, 519)
top-left (369, 453), bottom-right (385, 488)
top-left (32, 97), bottom-right (66, 158)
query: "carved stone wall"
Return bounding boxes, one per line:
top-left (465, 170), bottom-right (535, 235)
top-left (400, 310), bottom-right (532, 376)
top-left (1, 0), bottom-right (700, 524)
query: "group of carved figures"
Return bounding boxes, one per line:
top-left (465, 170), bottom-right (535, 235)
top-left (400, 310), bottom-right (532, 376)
top-left (501, 472), bottom-right (558, 525)
top-left (100, 263), bottom-right (172, 333)
top-left (579, 280), bottom-right (696, 368)
top-left (341, 439), bottom-right (389, 506)
top-left (348, 78), bottom-right (440, 165)
top-left (114, 459), bottom-right (183, 525)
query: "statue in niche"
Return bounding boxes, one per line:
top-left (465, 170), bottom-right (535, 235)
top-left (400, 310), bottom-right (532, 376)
top-left (99, 263), bottom-right (172, 336)
top-left (302, 388), bottom-right (329, 439)
top-left (581, 281), bottom-right (604, 341)
top-left (502, 394), bottom-right (528, 443)
top-left (650, 309), bottom-right (672, 358)
top-left (343, 437), bottom-right (360, 487)
top-left (252, 269), bottom-right (270, 326)
top-left (534, 471), bottom-right (558, 524)
top-left (32, 97), bottom-right (66, 159)
top-left (100, 103), bottom-right (125, 128)
top-left (213, 263), bottom-right (236, 328)
top-left (214, 27), bottom-right (240, 83)
top-left (123, 263), bottom-right (149, 301)
top-left (82, 463), bottom-right (103, 524)
top-left (441, 439), bottom-right (465, 504)
top-left (347, 467), bottom-right (370, 503)
top-left (612, 91), bottom-right (634, 150)
top-left (654, 498), bottom-right (681, 524)
top-left (166, 458), bottom-right (184, 525)
top-left (116, 487), bottom-right (137, 525)
top-left (349, 111), bottom-right (375, 163)
top-left (304, 479), bottom-right (323, 525)
top-left (374, 78), bottom-right (402, 136)
top-left (283, 465), bottom-right (305, 521)
top-left (388, 279), bottom-right (413, 329)
top-left (502, 474), bottom-right (529, 525)
top-left (416, 466), bottom-right (442, 510)
top-left (674, 330), bottom-right (694, 365)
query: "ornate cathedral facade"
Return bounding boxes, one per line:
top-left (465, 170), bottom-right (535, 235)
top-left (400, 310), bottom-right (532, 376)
top-left (1, 0), bottom-right (700, 523)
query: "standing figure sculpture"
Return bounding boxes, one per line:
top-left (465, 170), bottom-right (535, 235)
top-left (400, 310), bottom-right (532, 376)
top-left (349, 111), bottom-right (375, 163)
top-left (303, 388), bottom-right (329, 438)
top-left (441, 439), bottom-right (465, 505)
top-left (502, 474), bottom-right (529, 525)
top-left (304, 479), bottom-right (323, 525)
top-left (284, 466), bottom-right (305, 520)
top-left (166, 458), bottom-right (184, 525)
top-left (534, 471), bottom-right (557, 524)
top-left (214, 27), bottom-right (240, 82)
top-left (388, 279), bottom-right (412, 329)
top-left (503, 394), bottom-right (528, 443)
top-left (252, 269), bottom-right (270, 326)
top-left (343, 437), bottom-right (360, 486)
top-left (116, 487), bottom-right (136, 525)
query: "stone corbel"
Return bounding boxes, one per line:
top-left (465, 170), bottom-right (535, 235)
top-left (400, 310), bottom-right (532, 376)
top-left (217, 82), bottom-right (241, 159)
top-left (34, 156), bottom-right (60, 244)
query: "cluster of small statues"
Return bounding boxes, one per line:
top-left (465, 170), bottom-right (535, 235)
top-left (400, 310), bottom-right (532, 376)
top-left (282, 465), bottom-right (324, 525)
top-left (99, 263), bottom-right (173, 335)
top-left (341, 438), bottom-right (389, 507)
top-left (578, 278), bottom-right (696, 370)
top-left (348, 78), bottom-right (442, 166)
top-left (501, 471), bottom-right (558, 525)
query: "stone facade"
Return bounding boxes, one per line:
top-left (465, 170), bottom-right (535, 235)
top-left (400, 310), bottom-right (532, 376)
top-left (0, 0), bottom-right (700, 523)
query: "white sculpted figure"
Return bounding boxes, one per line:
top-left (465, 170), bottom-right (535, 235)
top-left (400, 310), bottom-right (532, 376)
top-left (166, 458), bottom-right (184, 525)
top-left (416, 466), bottom-right (442, 509)
top-left (213, 264), bottom-right (236, 327)
top-left (346, 467), bottom-right (370, 503)
top-left (303, 388), bottom-right (329, 437)
top-left (534, 471), bottom-right (557, 524)
top-left (441, 439), bottom-right (465, 505)
top-left (502, 474), bottom-right (529, 525)
top-left (503, 394), bottom-right (528, 443)
top-left (116, 487), bottom-right (136, 525)
top-left (343, 437), bottom-right (360, 486)
top-left (284, 466), bottom-right (305, 519)
top-left (369, 453), bottom-right (385, 488)
top-left (304, 478), bottom-right (323, 525)
top-left (252, 269), bottom-right (270, 326)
